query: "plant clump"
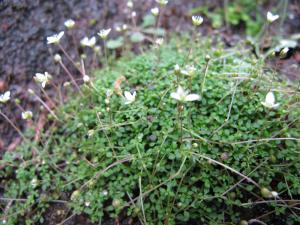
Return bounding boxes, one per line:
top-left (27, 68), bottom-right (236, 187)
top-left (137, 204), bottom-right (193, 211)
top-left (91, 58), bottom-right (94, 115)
top-left (0, 37), bottom-right (299, 225)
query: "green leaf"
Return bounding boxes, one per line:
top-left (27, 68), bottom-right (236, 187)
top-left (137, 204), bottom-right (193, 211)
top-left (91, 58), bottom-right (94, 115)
top-left (143, 28), bottom-right (165, 36)
top-left (106, 37), bottom-right (124, 49)
top-left (130, 32), bottom-right (145, 43)
top-left (142, 14), bottom-right (156, 27)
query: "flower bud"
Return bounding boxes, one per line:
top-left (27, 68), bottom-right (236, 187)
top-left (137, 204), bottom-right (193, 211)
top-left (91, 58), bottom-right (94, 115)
top-left (205, 54), bottom-right (211, 62)
top-left (94, 45), bottom-right (101, 53)
top-left (112, 199), bottom-right (121, 208)
top-left (71, 190), bottom-right (80, 200)
top-left (261, 187), bottom-right (272, 198)
top-left (240, 220), bottom-right (248, 225)
top-left (88, 129), bottom-right (95, 137)
top-left (22, 111), bottom-right (33, 120)
top-left (28, 88), bottom-right (35, 95)
top-left (63, 82), bottom-right (71, 87)
top-left (64, 19), bottom-right (75, 29)
top-left (279, 47), bottom-right (289, 59)
top-left (83, 75), bottom-right (90, 83)
top-left (54, 54), bottom-right (62, 62)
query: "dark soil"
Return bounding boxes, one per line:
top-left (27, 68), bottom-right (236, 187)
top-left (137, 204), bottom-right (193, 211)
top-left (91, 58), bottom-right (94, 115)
top-left (0, 0), bottom-right (299, 224)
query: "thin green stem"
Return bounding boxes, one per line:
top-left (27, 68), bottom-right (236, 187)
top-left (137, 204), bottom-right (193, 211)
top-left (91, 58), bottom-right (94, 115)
top-left (0, 111), bottom-right (26, 140)
top-left (59, 61), bottom-right (83, 96)
top-left (201, 59), bottom-right (210, 94)
top-left (103, 40), bottom-right (108, 70)
top-left (33, 93), bottom-right (59, 121)
top-left (58, 44), bottom-right (83, 75)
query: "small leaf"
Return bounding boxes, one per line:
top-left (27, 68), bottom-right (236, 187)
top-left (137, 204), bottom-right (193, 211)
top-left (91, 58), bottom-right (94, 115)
top-left (142, 14), bottom-right (156, 27)
top-left (130, 32), bottom-right (145, 43)
top-left (106, 37), bottom-right (124, 49)
top-left (143, 28), bottom-right (165, 36)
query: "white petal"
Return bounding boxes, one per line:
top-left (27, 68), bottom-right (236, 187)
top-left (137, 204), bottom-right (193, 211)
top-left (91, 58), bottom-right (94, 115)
top-left (90, 37), bottom-right (96, 45)
top-left (58, 31), bottom-right (64, 39)
top-left (265, 92), bottom-right (275, 105)
top-left (261, 101), bottom-right (271, 108)
top-left (80, 37), bottom-right (88, 45)
top-left (35, 73), bottom-right (44, 80)
top-left (124, 91), bottom-right (133, 100)
top-left (132, 91), bottom-right (136, 98)
top-left (4, 91), bottom-right (10, 99)
top-left (267, 12), bottom-right (279, 22)
top-left (177, 86), bottom-right (186, 97)
top-left (185, 94), bottom-right (200, 101)
top-left (47, 37), bottom-right (55, 44)
top-left (170, 92), bottom-right (180, 100)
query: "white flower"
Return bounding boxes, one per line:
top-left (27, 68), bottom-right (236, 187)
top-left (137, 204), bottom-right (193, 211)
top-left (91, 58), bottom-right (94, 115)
top-left (98, 28), bottom-right (111, 40)
top-left (106, 89), bottom-right (113, 98)
top-left (102, 190), bottom-right (108, 196)
top-left (127, 1), bottom-right (133, 8)
top-left (34, 72), bottom-right (51, 88)
top-left (116, 24), bottom-right (128, 32)
top-left (83, 75), bottom-right (90, 83)
top-left (31, 178), bottom-right (38, 188)
top-left (151, 7), bottom-right (159, 16)
top-left (156, 0), bottom-right (168, 5)
top-left (181, 65), bottom-right (196, 76)
top-left (271, 191), bottom-right (279, 198)
top-left (261, 91), bottom-right (280, 109)
top-left (64, 19), bottom-right (75, 29)
top-left (22, 111), bottom-right (33, 120)
top-left (85, 201), bottom-right (91, 207)
top-left (155, 38), bottom-right (164, 46)
top-left (171, 86), bottom-right (200, 102)
top-left (115, 25), bottom-right (122, 32)
top-left (174, 64), bottom-right (181, 73)
top-left (192, 15), bottom-right (204, 26)
top-left (80, 36), bottom-right (96, 47)
top-left (122, 24), bottom-right (128, 31)
top-left (88, 129), bottom-right (95, 137)
top-left (47, 31), bottom-right (64, 44)
top-left (131, 11), bottom-right (136, 18)
top-left (124, 91), bottom-right (136, 104)
top-left (0, 91), bottom-right (10, 103)
top-left (267, 12), bottom-right (279, 23)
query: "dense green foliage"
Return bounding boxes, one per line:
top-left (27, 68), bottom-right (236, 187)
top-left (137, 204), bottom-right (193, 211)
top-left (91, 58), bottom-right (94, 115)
top-left (1, 37), bottom-right (299, 225)
top-left (190, 0), bottom-right (265, 36)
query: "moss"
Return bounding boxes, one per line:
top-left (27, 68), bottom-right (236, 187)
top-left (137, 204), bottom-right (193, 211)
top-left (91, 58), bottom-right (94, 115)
top-left (1, 37), bottom-right (299, 225)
